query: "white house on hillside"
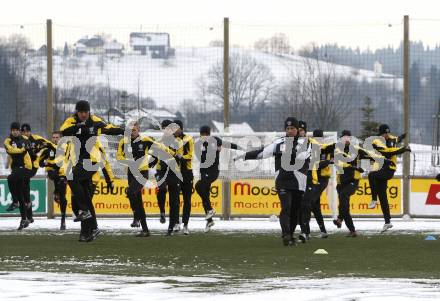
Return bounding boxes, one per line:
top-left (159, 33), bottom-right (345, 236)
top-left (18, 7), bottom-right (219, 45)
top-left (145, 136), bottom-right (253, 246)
top-left (74, 35), bottom-right (124, 57)
top-left (211, 121), bottom-right (254, 134)
top-left (129, 32), bottom-right (175, 59)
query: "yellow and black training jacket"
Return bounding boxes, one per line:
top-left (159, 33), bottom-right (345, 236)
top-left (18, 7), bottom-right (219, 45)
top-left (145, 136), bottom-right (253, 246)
top-left (4, 134), bottom-right (32, 170)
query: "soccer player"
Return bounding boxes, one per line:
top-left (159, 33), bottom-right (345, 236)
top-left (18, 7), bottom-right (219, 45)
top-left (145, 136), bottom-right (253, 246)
top-left (4, 122), bottom-right (33, 230)
top-left (173, 120), bottom-right (194, 235)
top-left (300, 129), bottom-right (335, 239)
top-left (18, 123), bottom-right (51, 223)
top-left (194, 125), bottom-right (240, 232)
top-left (34, 131), bottom-right (68, 230)
top-left (60, 100), bottom-right (123, 242)
top-left (298, 120), bottom-right (307, 138)
top-left (367, 124), bottom-right (411, 232)
top-left (87, 140), bottom-right (115, 235)
top-left (117, 121), bottom-right (156, 237)
top-left (333, 130), bottom-right (384, 237)
top-left (236, 117), bottom-right (310, 246)
top-left (155, 120), bottom-right (182, 236)
top-left (297, 120), bottom-right (312, 241)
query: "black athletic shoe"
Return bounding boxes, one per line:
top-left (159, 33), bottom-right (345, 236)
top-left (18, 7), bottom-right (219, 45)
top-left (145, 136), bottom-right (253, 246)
top-left (346, 231), bottom-right (358, 238)
top-left (298, 233), bottom-right (307, 244)
top-left (136, 230), bottom-right (150, 237)
top-left (17, 219), bottom-right (29, 230)
top-left (78, 233), bottom-right (88, 242)
top-left (130, 218), bottom-right (140, 228)
top-left (76, 210), bottom-right (92, 222)
top-left (91, 228), bottom-right (102, 240)
top-left (333, 219), bottom-right (342, 229)
top-left (6, 202), bottom-right (19, 212)
top-left (159, 213), bottom-right (166, 224)
top-left (282, 235), bottom-right (291, 246)
top-left (28, 217), bottom-right (34, 224)
top-left (60, 220), bottom-right (66, 231)
top-left (166, 229), bottom-right (173, 236)
top-left (288, 238), bottom-right (297, 247)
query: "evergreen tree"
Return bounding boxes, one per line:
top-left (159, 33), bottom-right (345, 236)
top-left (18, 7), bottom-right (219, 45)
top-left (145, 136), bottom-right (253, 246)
top-left (409, 61), bottom-right (421, 102)
top-left (360, 96), bottom-right (380, 139)
top-left (63, 42), bottom-right (69, 57)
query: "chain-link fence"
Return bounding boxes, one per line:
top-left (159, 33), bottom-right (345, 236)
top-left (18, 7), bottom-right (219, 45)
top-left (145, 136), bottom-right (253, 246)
top-left (0, 23), bottom-right (48, 139)
top-left (0, 19), bottom-right (410, 145)
top-left (229, 21), bottom-right (404, 135)
top-left (50, 23), bottom-right (224, 132)
top-left (1, 17), bottom-right (440, 217)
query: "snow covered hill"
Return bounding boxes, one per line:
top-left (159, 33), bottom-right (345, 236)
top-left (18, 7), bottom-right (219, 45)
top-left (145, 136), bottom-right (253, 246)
top-left (27, 47), bottom-right (403, 111)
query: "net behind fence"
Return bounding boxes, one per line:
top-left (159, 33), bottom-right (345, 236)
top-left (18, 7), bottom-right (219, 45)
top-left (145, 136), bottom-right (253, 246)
top-left (101, 131), bottom-right (337, 181)
top-left (0, 23), bottom-right (48, 139)
top-left (51, 23), bottom-right (224, 131)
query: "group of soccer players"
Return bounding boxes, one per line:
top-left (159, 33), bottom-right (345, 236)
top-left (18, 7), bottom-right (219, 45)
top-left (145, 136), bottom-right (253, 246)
top-left (4, 100), bottom-right (411, 245)
top-left (4, 100), bottom-right (238, 241)
top-left (4, 122), bottom-right (56, 230)
top-left (236, 117), bottom-right (410, 246)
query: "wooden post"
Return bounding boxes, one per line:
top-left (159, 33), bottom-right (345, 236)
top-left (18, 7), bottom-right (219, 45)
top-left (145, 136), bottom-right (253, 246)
top-left (46, 19), bottom-right (55, 219)
top-left (403, 15), bottom-right (410, 216)
top-left (222, 17), bottom-right (231, 220)
top-left (223, 17), bottom-right (230, 131)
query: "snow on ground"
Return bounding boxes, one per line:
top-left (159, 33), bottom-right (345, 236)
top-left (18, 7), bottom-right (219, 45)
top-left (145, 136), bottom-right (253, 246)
top-left (1, 218), bottom-right (439, 300)
top-left (0, 217), bottom-right (439, 235)
top-left (0, 271), bottom-right (439, 301)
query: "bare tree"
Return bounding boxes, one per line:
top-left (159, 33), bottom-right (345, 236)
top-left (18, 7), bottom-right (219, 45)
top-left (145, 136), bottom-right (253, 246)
top-left (276, 76), bottom-right (308, 121)
top-left (3, 34), bottom-right (31, 121)
top-left (269, 33), bottom-right (291, 54)
top-left (280, 57), bottom-right (356, 130)
top-left (254, 38), bottom-right (269, 52)
top-left (209, 40), bottom-right (224, 48)
top-left (254, 33), bottom-right (291, 54)
top-left (200, 53), bottom-right (275, 117)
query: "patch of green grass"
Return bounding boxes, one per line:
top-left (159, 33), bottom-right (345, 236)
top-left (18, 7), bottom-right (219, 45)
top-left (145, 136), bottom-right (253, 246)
top-left (0, 232), bottom-right (439, 279)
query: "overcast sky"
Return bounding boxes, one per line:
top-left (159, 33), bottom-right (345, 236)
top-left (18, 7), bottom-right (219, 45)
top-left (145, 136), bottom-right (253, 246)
top-left (0, 0), bottom-right (439, 49)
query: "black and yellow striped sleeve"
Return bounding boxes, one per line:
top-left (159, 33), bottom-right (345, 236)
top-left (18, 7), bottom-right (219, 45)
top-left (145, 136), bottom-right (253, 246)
top-left (4, 138), bottom-right (26, 154)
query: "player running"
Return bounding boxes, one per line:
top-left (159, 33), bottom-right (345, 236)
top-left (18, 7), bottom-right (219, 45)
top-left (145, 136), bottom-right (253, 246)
top-left (194, 125), bottom-right (240, 232)
top-left (173, 120), bottom-right (194, 235)
top-left (17, 123), bottom-right (51, 223)
top-left (236, 117), bottom-right (310, 246)
top-left (60, 100), bottom-right (123, 242)
top-left (300, 129), bottom-right (335, 240)
top-left (154, 120), bottom-right (183, 236)
top-left (34, 131), bottom-right (68, 230)
top-left (367, 124), bottom-right (411, 232)
top-left (4, 122), bottom-right (33, 230)
top-left (117, 121), bottom-right (158, 237)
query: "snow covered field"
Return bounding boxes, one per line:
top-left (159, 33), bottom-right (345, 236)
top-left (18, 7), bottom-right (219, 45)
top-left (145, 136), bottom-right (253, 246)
top-left (0, 217), bottom-right (439, 235)
top-left (1, 218), bottom-right (439, 300)
top-left (1, 271), bottom-right (439, 301)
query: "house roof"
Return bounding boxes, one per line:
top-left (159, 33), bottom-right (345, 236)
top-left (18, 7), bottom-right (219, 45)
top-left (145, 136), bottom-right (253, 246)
top-left (211, 121), bottom-right (254, 134)
top-left (125, 108), bottom-right (176, 120)
top-left (129, 32), bottom-right (169, 47)
top-left (75, 43), bottom-right (87, 50)
top-left (85, 37), bottom-right (104, 48)
top-left (104, 41), bottom-right (124, 50)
